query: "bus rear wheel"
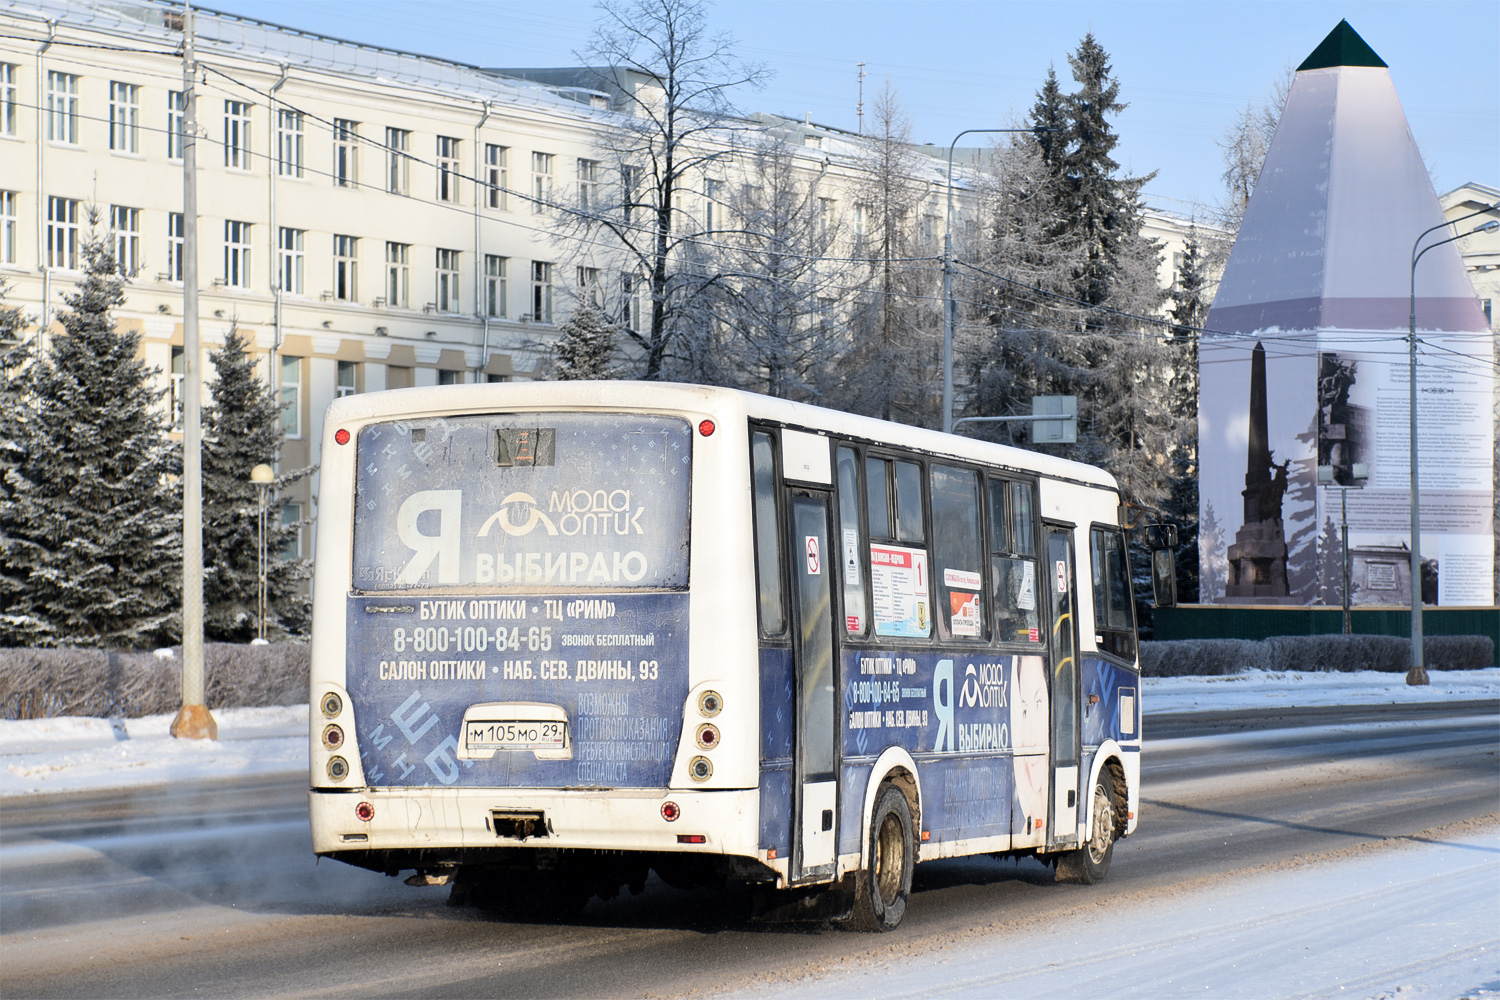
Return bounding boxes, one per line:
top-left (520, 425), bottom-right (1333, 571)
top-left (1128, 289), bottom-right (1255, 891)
top-left (846, 784), bottom-right (914, 932)
top-left (1056, 772), bottom-right (1118, 885)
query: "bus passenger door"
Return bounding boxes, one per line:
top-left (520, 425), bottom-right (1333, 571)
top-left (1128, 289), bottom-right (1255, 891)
top-left (788, 490), bottom-right (838, 881)
top-left (1045, 525), bottom-right (1081, 848)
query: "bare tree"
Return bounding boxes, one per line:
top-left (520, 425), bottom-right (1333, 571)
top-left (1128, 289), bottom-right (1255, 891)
top-left (558, 0), bottom-right (768, 380)
top-left (833, 84), bottom-right (942, 424)
top-left (1217, 66), bottom-right (1293, 237)
top-left (685, 134), bottom-right (850, 398)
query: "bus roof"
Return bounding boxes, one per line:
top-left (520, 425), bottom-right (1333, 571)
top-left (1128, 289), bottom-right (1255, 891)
top-left (324, 381), bottom-right (1120, 493)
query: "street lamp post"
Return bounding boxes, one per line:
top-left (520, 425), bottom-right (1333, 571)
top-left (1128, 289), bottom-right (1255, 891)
top-left (250, 463), bottom-right (275, 643)
top-left (942, 127), bottom-right (1049, 434)
top-left (1404, 207), bottom-right (1500, 686)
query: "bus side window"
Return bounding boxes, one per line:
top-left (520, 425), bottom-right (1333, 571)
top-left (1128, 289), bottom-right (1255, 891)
top-left (751, 431), bottom-right (785, 635)
top-left (988, 478), bottom-right (1042, 647)
top-left (865, 456), bottom-right (890, 539)
top-left (893, 460), bottom-right (925, 544)
top-left (931, 465), bottom-right (983, 640)
top-left (836, 446), bottom-right (868, 637)
top-left (1090, 526), bottom-right (1136, 661)
top-left (1009, 481), bottom-right (1036, 556)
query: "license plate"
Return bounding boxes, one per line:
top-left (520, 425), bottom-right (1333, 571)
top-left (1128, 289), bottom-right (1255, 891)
top-left (465, 720), bottom-right (567, 751)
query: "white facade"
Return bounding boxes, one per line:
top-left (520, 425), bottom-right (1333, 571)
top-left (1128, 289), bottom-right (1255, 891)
top-left (0, 0), bottom-right (1210, 561)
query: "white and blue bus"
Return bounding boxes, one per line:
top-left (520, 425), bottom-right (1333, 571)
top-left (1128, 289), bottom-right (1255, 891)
top-left (309, 382), bottom-right (1169, 930)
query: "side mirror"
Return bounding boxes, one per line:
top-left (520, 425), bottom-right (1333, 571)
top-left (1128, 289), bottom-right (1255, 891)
top-left (1144, 523), bottom-right (1178, 608)
top-left (1151, 547), bottom-right (1177, 609)
top-left (1145, 523), bottom-right (1178, 551)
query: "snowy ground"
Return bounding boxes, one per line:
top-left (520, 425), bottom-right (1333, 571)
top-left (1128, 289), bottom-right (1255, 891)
top-left (1, 669), bottom-right (1495, 999)
top-left (710, 822), bottom-right (1500, 1000)
top-left (1, 669), bottom-right (1495, 798)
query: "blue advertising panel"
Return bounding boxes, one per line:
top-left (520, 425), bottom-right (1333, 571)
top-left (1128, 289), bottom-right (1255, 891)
top-left (353, 413), bottom-right (691, 592)
top-left (345, 412), bottom-right (694, 789)
top-left (347, 593), bottom-right (688, 788)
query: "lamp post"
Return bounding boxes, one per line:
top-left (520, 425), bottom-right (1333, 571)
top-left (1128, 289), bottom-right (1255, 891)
top-left (942, 127), bottom-right (1050, 434)
top-left (250, 463), bottom-right (275, 643)
top-left (1404, 207), bottom-right (1500, 686)
top-left (1317, 462), bottom-right (1368, 635)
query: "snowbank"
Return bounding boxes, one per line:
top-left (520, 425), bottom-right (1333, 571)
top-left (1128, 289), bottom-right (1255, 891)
top-left (1, 670), bottom-right (1494, 799)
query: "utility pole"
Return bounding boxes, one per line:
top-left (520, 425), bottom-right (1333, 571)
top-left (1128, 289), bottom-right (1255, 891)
top-left (171, 0), bottom-right (215, 740)
top-left (856, 62), bottom-right (866, 135)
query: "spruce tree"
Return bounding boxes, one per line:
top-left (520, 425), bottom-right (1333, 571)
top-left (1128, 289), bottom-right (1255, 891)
top-left (202, 326), bottom-right (311, 640)
top-left (0, 236), bottom-right (181, 648)
top-left (550, 307), bottom-right (618, 380)
top-left (0, 278), bottom-right (37, 632)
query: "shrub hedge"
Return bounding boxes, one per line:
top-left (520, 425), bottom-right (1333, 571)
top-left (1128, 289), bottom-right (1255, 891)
top-left (0, 633), bottom-right (1491, 719)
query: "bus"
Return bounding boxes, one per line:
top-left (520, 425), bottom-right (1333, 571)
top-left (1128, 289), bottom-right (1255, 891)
top-left (308, 381), bottom-right (1172, 930)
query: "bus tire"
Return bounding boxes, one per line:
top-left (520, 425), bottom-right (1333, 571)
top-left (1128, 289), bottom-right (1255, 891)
top-left (1056, 771), bottom-right (1118, 885)
top-left (846, 783), bottom-right (914, 932)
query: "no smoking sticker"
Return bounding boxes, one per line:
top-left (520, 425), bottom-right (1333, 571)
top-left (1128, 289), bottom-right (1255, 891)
top-left (805, 536), bottom-right (821, 575)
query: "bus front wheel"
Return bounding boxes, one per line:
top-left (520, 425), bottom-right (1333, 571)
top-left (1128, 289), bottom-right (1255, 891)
top-left (846, 783), bottom-right (914, 932)
top-left (1056, 773), bottom-right (1118, 884)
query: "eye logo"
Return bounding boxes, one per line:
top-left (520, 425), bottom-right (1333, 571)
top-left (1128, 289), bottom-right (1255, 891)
top-left (478, 492), bottom-right (558, 537)
top-left (961, 664), bottom-right (980, 708)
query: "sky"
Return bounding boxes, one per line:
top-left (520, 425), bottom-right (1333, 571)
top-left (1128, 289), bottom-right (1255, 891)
top-left (193, 0), bottom-right (1500, 218)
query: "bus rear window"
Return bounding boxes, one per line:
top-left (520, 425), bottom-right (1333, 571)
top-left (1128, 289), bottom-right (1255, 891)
top-left (352, 413), bottom-right (691, 591)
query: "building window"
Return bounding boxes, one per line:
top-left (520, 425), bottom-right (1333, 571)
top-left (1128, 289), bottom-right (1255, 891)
top-left (437, 135), bottom-right (461, 203)
top-left (0, 64), bottom-right (17, 137)
top-left (622, 166), bottom-right (638, 224)
top-left (576, 265), bottom-right (600, 308)
top-left (386, 127), bottom-right (410, 195)
top-left (333, 119), bottom-right (358, 188)
top-left (47, 71), bottom-right (80, 145)
top-left (620, 272), bottom-right (637, 330)
top-left (531, 152), bottom-right (553, 213)
top-left (435, 248), bottom-right (460, 313)
top-left (333, 234), bottom-right (358, 301)
top-left (167, 90), bottom-right (184, 160)
top-left (280, 502), bottom-right (302, 559)
top-left (336, 360), bottom-right (358, 398)
top-left (486, 373), bottom-right (511, 383)
top-left (704, 179), bottom-right (722, 232)
top-left (385, 241), bottom-right (409, 308)
top-left (278, 227), bottom-right (304, 294)
top-left (108, 82), bottom-right (139, 153)
top-left (484, 254), bottom-right (507, 318)
top-left (224, 220), bottom-right (251, 287)
top-left (170, 346), bottom-right (185, 429)
top-left (577, 158), bottom-right (600, 211)
top-left (224, 100), bottom-right (251, 170)
top-left (279, 354), bottom-right (302, 437)
top-left (110, 205), bottom-right (139, 276)
top-left (438, 369), bottom-right (462, 386)
top-left (0, 191), bottom-right (16, 265)
top-left (165, 212), bottom-right (184, 281)
top-left (818, 197), bottom-right (836, 235)
top-left (485, 143), bottom-right (507, 209)
top-left (531, 260), bottom-right (553, 323)
top-left (276, 109), bottom-right (303, 177)
top-left (47, 196), bottom-right (79, 269)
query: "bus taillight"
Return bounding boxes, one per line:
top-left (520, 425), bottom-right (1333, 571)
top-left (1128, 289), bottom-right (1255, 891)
top-left (335, 428), bottom-right (351, 445)
top-left (698, 419), bottom-right (715, 436)
top-left (661, 801), bottom-right (680, 822)
top-left (355, 801), bottom-right (374, 822)
top-left (695, 724), bottom-right (719, 750)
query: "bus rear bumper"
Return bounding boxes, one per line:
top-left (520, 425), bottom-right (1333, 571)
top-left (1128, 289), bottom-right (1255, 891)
top-left (310, 785), bottom-right (761, 861)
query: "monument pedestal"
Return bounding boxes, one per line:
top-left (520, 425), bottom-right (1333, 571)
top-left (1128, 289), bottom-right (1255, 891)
top-left (1226, 519), bottom-right (1290, 600)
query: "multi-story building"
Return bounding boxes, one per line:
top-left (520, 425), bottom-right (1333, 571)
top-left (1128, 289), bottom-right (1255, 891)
top-left (0, 0), bottom-right (1214, 562)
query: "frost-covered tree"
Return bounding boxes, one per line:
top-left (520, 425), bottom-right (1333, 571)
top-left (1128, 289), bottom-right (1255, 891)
top-left (1217, 67), bottom-right (1292, 238)
top-left (0, 236), bottom-right (181, 648)
top-left (557, 0), bottom-right (767, 379)
top-left (0, 278), bottom-right (37, 629)
top-left (201, 327), bottom-right (311, 640)
top-left (685, 134), bottom-right (848, 399)
top-left (550, 307), bottom-right (619, 380)
top-left (833, 85), bottom-right (942, 425)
